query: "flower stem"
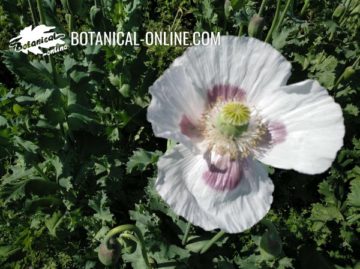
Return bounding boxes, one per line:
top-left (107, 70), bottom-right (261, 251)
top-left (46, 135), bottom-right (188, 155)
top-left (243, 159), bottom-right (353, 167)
top-left (182, 222), bottom-right (191, 245)
top-left (258, 0), bottom-right (268, 16)
top-left (36, 0), bottom-right (57, 85)
top-left (65, 13), bottom-right (73, 34)
top-left (265, 0), bottom-right (282, 43)
top-left (334, 56), bottom-right (360, 87)
top-left (36, 0), bottom-right (45, 24)
top-left (104, 225), bottom-right (151, 269)
top-left (28, 0), bottom-right (38, 26)
top-left (199, 230), bottom-right (225, 254)
top-left (300, 0), bottom-right (310, 16)
top-left (275, 0), bottom-right (293, 32)
top-left (238, 24), bottom-right (244, 36)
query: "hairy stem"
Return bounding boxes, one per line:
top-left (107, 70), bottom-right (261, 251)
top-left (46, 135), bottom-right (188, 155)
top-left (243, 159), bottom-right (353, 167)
top-left (276, 0), bottom-right (293, 31)
top-left (300, 0), bottom-right (310, 16)
top-left (28, 0), bottom-right (38, 26)
top-left (36, 0), bottom-right (57, 85)
top-left (200, 230), bottom-right (226, 254)
top-left (182, 222), bottom-right (191, 245)
top-left (265, 0), bottom-right (282, 43)
top-left (104, 225), bottom-right (151, 269)
top-left (35, 0), bottom-right (45, 24)
top-left (258, 0), bottom-right (268, 16)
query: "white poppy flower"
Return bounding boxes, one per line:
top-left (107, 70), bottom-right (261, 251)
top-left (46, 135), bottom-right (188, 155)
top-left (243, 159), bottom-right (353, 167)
top-left (147, 36), bottom-right (345, 233)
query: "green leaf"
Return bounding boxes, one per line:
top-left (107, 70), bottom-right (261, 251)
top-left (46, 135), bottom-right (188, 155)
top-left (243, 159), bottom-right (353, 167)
top-left (0, 245), bottom-right (21, 259)
top-left (0, 115), bottom-right (7, 126)
top-left (88, 191), bottom-right (114, 223)
top-left (2, 51), bottom-right (55, 89)
top-left (59, 177), bottom-right (73, 191)
top-left (344, 104), bottom-right (359, 117)
top-left (347, 178), bottom-right (360, 207)
top-left (45, 211), bottom-right (64, 237)
top-left (318, 181), bottom-right (337, 205)
top-left (260, 221), bottom-right (283, 258)
top-left (126, 149), bottom-right (162, 173)
top-left (310, 203), bottom-right (344, 226)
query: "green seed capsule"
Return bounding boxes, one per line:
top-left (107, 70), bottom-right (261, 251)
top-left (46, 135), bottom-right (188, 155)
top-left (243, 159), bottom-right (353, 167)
top-left (98, 238), bottom-right (121, 266)
top-left (343, 66), bottom-right (355, 80)
top-left (248, 15), bottom-right (265, 38)
top-left (333, 4), bottom-right (345, 18)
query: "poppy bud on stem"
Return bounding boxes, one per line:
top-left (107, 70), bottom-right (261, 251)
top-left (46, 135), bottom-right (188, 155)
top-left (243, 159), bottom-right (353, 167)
top-left (101, 224), bottom-right (152, 268)
top-left (332, 4), bottom-right (346, 18)
top-left (248, 15), bottom-right (265, 38)
top-left (335, 56), bottom-right (359, 87)
top-left (98, 237), bottom-right (121, 266)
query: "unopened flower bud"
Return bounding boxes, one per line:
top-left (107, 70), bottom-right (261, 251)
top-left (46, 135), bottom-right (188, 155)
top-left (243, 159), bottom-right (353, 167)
top-left (90, 5), bottom-right (102, 26)
top-left (333, 4), bottom-right (346, 18)
top-left (98, 238), bottom-right (121, 266)
top-left (343, 66), bottom-right (355, 80)
top-left (248, 15), bottom-right (264, 38)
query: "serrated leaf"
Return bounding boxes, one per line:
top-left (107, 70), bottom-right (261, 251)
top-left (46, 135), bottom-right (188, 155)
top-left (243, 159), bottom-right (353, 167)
top-left (59, 177), bottom-right (73, 191)
top-left (126, 149), bottom-right (162, 173)
top-left (2, 51), bottom-right (55, 89)
top-left (89, 191), bottom-right (113, 222)
top-left (45, 211), bottom-right (64, 237)
top-left (318, 181), bottom-right (337, 205)
top-left (344, 104), bottom-right (359, 117)
top-left (311, 203), bottom-right (344, 224)
top-left (347, 178), bottom-right (360, 207)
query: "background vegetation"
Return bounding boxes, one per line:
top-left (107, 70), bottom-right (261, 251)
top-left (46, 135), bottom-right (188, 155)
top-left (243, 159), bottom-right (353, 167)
top-left (0, 0), bottom-right (359, 268)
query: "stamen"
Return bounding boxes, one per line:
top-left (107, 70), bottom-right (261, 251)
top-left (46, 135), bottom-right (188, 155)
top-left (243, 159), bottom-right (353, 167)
top-left (200, 99), bottom-right (267, 159)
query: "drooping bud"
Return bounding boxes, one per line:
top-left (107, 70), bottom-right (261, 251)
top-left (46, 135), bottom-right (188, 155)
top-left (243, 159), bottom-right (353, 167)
top-left (90, 5), bottom-right (102, 26)
top-left (248, 14), bottom-right (265, 38)
top-left (332, 4), bottom-right (346, 18)
top-left (98, 238), bottom-right (121, 266)
top-left (343, 66), bottom-right (355, 80)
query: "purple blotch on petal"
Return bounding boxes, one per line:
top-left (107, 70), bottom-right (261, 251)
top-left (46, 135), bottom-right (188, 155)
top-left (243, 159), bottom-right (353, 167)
top-left (268, 121), bottom-right (287, 144)
top-left (202, 154), bottom-right (244, 191)
top-left (207, 84), bottom-right (246, 105)
top-left (179, 115), bottom-right (202, 139)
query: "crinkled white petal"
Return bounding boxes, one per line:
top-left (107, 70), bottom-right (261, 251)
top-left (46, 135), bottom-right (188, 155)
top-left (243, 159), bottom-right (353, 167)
top-left (255, 80), bottom-right (345, 174)
top-left (156, 144), bottom-right (274, 233)
top-left (147, 66), bottom-right (206, 152)
top-left (173, 36), bottom-right (292, 102)
top-left (147, 36), bottom-right (291, 152)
